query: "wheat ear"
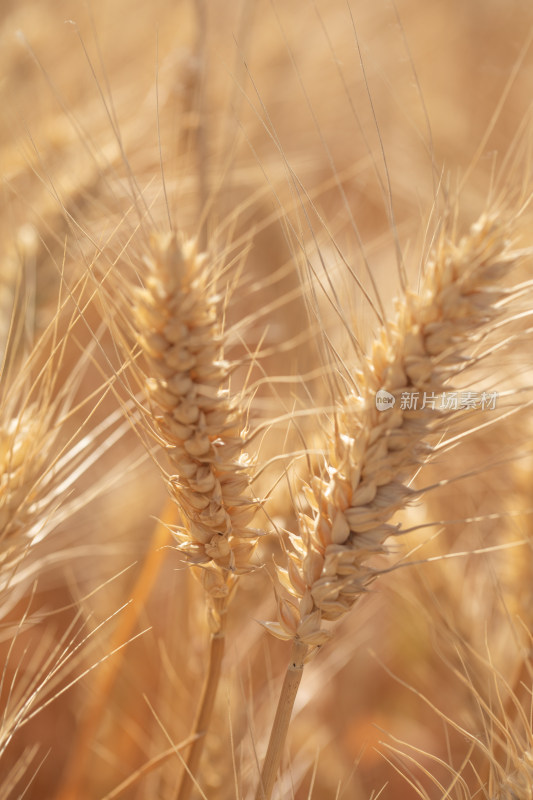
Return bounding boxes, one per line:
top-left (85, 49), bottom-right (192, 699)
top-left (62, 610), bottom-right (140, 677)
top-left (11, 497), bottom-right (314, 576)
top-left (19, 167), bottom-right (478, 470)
top-left (0, 277), bottom-right (131, 599)
top-left (255, 212), bottom-right (527, 800)
top-left (133, 230), bottom-right (258, 800)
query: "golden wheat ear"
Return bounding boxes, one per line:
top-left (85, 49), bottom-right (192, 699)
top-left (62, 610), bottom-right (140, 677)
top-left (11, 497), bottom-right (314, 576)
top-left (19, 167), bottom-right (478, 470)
top-left (0, 263), bottom-right (133, 604)
top-left (254, 210), bottom-right (533, 800)
top-left (132, 230), bottom-right (259, 625)
top-left (270, 212), bottom-right (529, 647)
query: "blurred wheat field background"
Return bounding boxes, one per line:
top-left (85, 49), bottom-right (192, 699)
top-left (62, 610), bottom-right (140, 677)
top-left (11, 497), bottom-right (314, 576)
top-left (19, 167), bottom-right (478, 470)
top-left (2, 1), bottom-right (533, 798)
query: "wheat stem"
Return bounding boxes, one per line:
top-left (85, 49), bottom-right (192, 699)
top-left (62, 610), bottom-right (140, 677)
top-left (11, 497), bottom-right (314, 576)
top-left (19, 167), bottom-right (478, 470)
top-left (176, 611), bottom-right (227, 800)
top-left (254, 640), bottom-right (308, 800)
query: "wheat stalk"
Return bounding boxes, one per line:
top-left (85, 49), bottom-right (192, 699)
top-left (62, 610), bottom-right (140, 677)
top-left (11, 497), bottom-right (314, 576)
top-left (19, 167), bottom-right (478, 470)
top-left (255, 211), bottom-right (529, 800)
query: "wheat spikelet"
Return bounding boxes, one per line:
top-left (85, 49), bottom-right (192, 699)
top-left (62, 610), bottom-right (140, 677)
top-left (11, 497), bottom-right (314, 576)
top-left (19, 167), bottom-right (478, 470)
top-left (268, 212), bottom-right (526, 650)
